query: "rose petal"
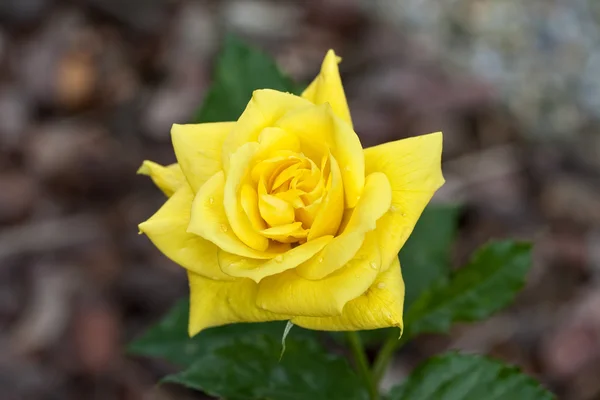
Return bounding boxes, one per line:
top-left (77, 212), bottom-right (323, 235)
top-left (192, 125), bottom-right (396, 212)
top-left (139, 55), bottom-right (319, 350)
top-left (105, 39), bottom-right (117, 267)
top-left (240, 184), bottom-right (266, 230)
top-left (138, 185), bottom-right (234, 281)
top-left (188, 271), bottom-right (289, 336)
top-left (171, 122), bottom-right (234, 192)
top-left (307, 153), bottom-right (344, 240)
top-left (218, 235), bottom-right (332, 283)
top-left (224, 142), bottom-right (270, 251)
top-left (137, 161), bottom-right (185, 197)
top-left (275, 103), bottom-right (364, 207)
top-left (256, 233), bottom-right (381, 317)
top-left (296, 172), bottom-right (392, 280)
top-left (188, 171), bottom-right (289, 259)
top-left (292, 257), bottom-right (404, 331)
top-left (222, 90), bottom-right (311, 172)
top-left (301, 50), bottom-right (352, 128)
top-left (364, 132), bottom-right (444, 269)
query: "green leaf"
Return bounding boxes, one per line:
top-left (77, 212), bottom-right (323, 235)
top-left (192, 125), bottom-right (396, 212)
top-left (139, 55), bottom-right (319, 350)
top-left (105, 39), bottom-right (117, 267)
top-left (330, 205), bottom-right (459, 348)
top-left (165, 334), bottom-right (368, 400)
top-left (128, 299), bottom-right (311, 368)
top-left (194, 34), bottom-right (298, 123)
top-left (403, 241), bottom-right (532, 341)
top-left (129, 300), bottom-right (366, 400)
top-left (387, 352), bottom-right (554, 400)
top-left (401, 204), bottom-right (460, 309)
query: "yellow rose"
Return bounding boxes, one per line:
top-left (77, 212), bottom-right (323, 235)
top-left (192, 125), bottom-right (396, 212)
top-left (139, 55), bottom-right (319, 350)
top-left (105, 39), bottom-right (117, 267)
top-left (138, 50), bottom-right (444, 336)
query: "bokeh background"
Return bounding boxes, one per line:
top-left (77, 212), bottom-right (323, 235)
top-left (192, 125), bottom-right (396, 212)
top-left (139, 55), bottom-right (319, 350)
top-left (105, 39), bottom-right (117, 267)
top-left (1, 0), bottom-right (600, 399)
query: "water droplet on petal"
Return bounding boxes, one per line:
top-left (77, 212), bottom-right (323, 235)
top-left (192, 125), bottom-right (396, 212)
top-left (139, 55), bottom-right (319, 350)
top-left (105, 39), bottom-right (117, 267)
top-left (344, 166), bottom-right (351, 171)
top-left (390, 205), bottom-right (399, 213)
top-left (377, 283), bottom-right (386, 289)
top-left (369, 262), bottom-right (378, 270)
top-left (318, 257), bottom-right (324, 263)
top-left (209, 197), bottom-right (214, 205)
top-left (220, 224), bottom-right (228, 233)
top-left (275, 255), bottom-right (284, 263)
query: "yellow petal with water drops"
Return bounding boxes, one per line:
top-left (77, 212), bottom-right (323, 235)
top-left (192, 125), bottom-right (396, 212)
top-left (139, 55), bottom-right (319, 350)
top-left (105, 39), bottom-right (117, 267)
top-left (224, 142), bottom-right (269, 251)
top-left (188, 171), bottom-right (288, 259)
top-left (171, 122), bottom-right (234, 192)
top-left (218, 235), bottom-right (332, 283)
top-left (301, 49), bottom-right (352, 128)
top-left (292, 256), bottom-right (404, 331)
top-left (138, 184), bottom-right (234, 281)
top-left (342, 172), bottom-right (392, 233)
top-left (222, 90), bottom-right (311, 171)
top-left (275, 103), bottom-right (364, 208)
top-left (364, 132), bottom-right (444, 269)
top-left (240, 184), bottom-right (266, 230)
top-left (256, 233), bottom-right (381, 317)
top-left (307, 154), bottom-right (344, 240)
top-left (296, 230), bottom-right (365, 280)
top-left (296, 171), bottom-right (391, 280)
top-left (188, 271), bottom-right (289, 336)
top-left (137, 161), bottom-right (185, 197)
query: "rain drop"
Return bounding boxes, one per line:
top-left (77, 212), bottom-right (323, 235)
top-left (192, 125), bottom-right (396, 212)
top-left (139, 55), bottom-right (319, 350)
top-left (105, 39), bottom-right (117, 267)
top-left (369, 262), bottom-right (378, 270)
top-left (209, 197), bottom-right (215, 205)
top-left (390, 205), bottom-right (399, 213)
top-left (318, 257), bottom-right (324, 263)
top-left (275, 255), bottom-right (284, 263)
top-left (220, 224), bottom-right (228, 233)
top-left (377, 283), bottom-right (386, 289)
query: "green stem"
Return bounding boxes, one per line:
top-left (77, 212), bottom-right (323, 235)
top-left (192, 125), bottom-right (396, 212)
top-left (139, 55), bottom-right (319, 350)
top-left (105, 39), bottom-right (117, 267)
top-left (372, 333), bottom-right (407, 385)
top-left (346, 332), bottom-right (379, 400)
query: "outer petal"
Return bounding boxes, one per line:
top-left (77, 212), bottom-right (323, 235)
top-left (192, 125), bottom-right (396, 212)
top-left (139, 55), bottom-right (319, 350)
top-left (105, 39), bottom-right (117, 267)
top-left (188, 171), bottom-right (289, 259)
top-left (138, 184), bottom-right (234, 281)
top-left (256, 233), bottom-right (381, 317)
top-left (171, 122), bottom-right (234, 192)
top-left (188, 271), bottom-right (289, 336)
top-left (364, 132), bottom-right (444, 269)
top-left (296, 172), bottom-right (392, 279)
top-left (218, 235), bottom-right (332, 283)
top-left (292, 257), bottom-right (404, 331)
top-left (222, 90), bottom-right (311, 172)
top-left (137, 161), bottom-right (185, 197)
top-left (302, 50), bottom-right (352, 128)
top-left (275, 103), bottom-right (364, 207)
top-left (224, 142), bottom-right (269, 251)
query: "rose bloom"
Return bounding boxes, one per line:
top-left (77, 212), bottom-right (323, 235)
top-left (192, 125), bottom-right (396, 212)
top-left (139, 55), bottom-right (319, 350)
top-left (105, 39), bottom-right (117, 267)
top-left (138, 50), bottom-right (444, 336)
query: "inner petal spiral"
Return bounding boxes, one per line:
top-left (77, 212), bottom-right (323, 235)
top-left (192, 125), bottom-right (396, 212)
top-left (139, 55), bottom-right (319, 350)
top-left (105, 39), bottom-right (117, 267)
top-left (235, 130), bottom-right (344, 246)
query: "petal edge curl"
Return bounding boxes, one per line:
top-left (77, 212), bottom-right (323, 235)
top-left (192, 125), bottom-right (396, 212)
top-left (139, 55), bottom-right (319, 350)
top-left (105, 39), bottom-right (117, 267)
top-left (137, 161), bottom-right (184, 197)
top-left (364, 132), bottom-right (444, 269)
top-left (138, 184), bottom-right (234, 281)
top-left (256, 233), bottom-right (382, 317)
top-left (302, 49), bottom-right (353, 128)
top-left (292, 257), bottom-right (404, 331)
top-left (171, 122), bottom-right (234, 192)
top-left (188, 271), bottom-right (289, 336)
top-left (188, 171), bottom-right (289, 259)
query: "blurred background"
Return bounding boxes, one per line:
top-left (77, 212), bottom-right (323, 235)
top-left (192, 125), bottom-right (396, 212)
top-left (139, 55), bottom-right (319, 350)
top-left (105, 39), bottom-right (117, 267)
top-left (1, 0), bottom-right (600, 399)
